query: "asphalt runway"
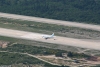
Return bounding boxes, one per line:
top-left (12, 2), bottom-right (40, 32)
top-left (0, 28), bottom-right (100, 50)
top-left (0, 12), bottom-right (100, 31)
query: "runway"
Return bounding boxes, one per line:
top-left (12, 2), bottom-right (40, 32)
top-left (0, 28), bottom-right (100, 50)
top-left (0, 12), bottom-right (100, 31)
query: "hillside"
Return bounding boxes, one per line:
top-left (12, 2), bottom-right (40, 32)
top-left (0, 0), bottom-right (100, 24)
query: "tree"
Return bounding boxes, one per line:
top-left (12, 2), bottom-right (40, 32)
top-left (55, 52), bottom-right (62, 57)
top-left (67, 52), bottom-right (73, 57)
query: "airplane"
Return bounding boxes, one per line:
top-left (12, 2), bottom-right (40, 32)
top-left (42, 33), bottom-right (54, 39)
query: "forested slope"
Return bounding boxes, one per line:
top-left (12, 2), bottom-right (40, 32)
top-left (0, 0), bottom-right (100, 24)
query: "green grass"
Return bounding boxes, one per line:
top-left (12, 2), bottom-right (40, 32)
top-left (0, 43), bottom-right (67, 55)
top-left (91, 65), bottom-right (100, 67)
top-left (0, 36), bottom-right (19, 42)
top-left (0, 43), bottom-right (90, 59)
top-left (0, 52), bottom-right (69, 67)
top-left (0, 52), bottom-right (44, 65)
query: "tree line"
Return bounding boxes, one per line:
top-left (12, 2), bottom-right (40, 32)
top-left (0, 0), bottom-right (100, 24)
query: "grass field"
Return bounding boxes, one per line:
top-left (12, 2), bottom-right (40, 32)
top-left (0, 52), bottom-right (44, 65)
top-left (0, 52), bottom-right (70, 67)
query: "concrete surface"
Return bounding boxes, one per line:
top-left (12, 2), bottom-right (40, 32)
top-left (0, 28), bottom-right (100, 50)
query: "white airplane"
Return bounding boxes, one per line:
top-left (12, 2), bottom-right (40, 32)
top-left (42, 33), bottom-right (54, 39)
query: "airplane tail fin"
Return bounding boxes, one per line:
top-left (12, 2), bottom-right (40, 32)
top-left (51, 33), bottom-right (54, 37)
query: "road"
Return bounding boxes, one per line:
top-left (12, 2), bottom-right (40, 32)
top-left (0, 28), bottom-right (100, 50)
top-left (0, 12), bottom-right (100, 31)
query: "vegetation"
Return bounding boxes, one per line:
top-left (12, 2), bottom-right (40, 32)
top-left (67, 51), bottom-right (90, 58)
top-left (0, 52), bottom-right (69, 67)
top-left (0, 44), bottom-right (67, 55)
top-left (55, 52), bottom-right (63, 57)
top-left (55, 51), bottom-right (90, 58)
top-left (0, 52), bottom-right (43, 65)
top-left (91, 65), bottom-right (100, 67)
top-left (0, 0), bottom-right (100, 24)
top-left (0, 43), bottom-right (90, 59)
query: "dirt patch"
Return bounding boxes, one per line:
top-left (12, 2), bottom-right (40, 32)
top-left (0, 40), bottom-right (9, 48)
